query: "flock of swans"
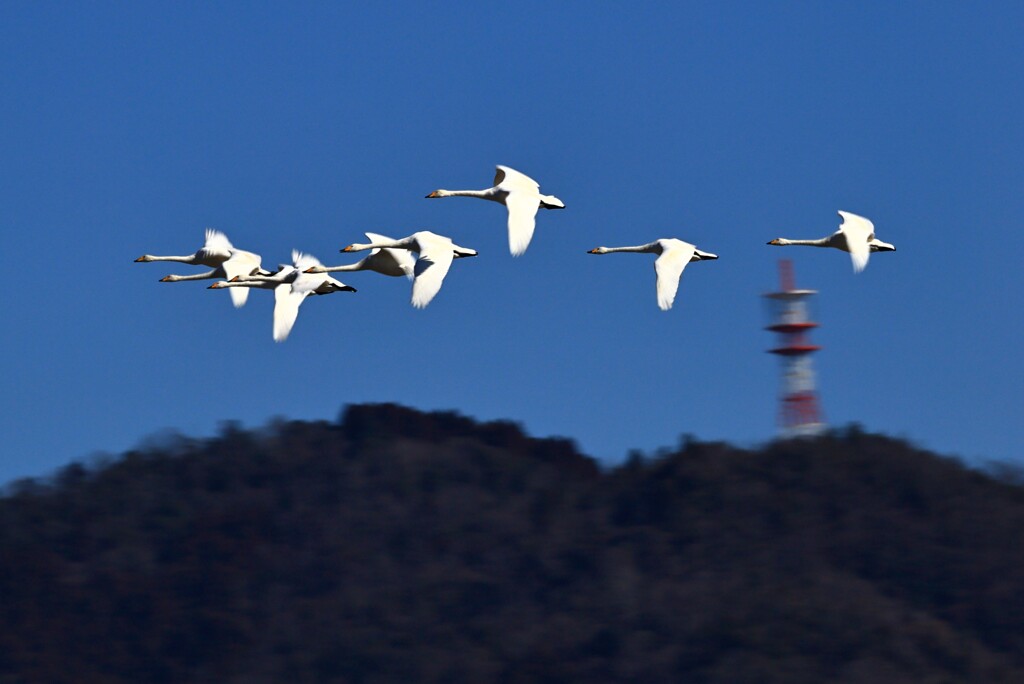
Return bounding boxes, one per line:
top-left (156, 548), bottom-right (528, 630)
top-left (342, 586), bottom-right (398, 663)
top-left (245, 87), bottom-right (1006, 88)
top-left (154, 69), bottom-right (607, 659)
top-left (135, 165), bottom-right (896, 342)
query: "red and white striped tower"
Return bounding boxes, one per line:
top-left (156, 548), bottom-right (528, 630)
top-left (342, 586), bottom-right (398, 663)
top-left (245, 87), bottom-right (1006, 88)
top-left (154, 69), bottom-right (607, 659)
top-left (764, 260), bottom-right (826, 436)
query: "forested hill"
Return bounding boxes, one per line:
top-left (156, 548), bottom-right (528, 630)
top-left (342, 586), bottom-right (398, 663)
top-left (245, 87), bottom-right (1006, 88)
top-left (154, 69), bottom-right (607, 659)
top-left (3, 404), bottom-right (1024, 683)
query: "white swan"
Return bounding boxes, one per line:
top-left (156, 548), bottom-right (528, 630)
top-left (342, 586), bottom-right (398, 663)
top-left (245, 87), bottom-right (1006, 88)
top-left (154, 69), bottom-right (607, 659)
top-left (135, 229), bottom-right (238, 267)
top-left (767, 211), bottom-right (895, 273)
top-left (156, 249), bottom-right (268, 308)
top-left (211, 251), bottom-right (355, 341)
top-left (303, 233), bottom-right (415, 279)
top-left (341, 231), bottom-right (477, 308)
top-left (425, 165), bottom-right (564, 256)
top-left (588, 239), bottom-right (718, 311)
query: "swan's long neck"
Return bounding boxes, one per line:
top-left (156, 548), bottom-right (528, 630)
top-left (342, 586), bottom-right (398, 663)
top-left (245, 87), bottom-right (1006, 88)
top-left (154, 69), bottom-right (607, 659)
top-left (775, 237), bottom-right (830, 247)
top-left (598, 244), bottom-right (657, 254)
top-left (346, 238), bottom-right (409, 252)
top-left (161, 269), bottom-right (218, 282)
top-left (138, 254), bottom-right (198, 263)
top-left (437, 189), bottom-right (498, 200)
top-left (317, 261), bottom-right (364, 272)
top-left (212, 278), bottom-right (275, 290)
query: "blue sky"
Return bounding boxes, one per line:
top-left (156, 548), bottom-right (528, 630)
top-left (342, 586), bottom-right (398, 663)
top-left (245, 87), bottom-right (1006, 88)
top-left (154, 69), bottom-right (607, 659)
top-left (2, 2), bottom-right (1022, 485)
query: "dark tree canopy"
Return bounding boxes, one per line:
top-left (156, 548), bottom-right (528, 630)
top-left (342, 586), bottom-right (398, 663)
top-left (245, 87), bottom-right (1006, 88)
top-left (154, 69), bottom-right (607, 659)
top-left (2, 404), bottom-right (1022, 683)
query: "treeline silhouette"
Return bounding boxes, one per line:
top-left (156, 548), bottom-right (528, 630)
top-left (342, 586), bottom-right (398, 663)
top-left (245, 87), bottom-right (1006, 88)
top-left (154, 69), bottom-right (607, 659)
top-left (2, 404), bottom-right (1023, 683)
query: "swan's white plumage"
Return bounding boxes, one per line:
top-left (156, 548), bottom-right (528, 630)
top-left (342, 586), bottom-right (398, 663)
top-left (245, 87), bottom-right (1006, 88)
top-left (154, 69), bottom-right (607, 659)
top-left (653, 243), bottom-right (693, 311)
top-left (265, 252), bottom-right (354, 341)
top-left (504, 191), bottom-right (539, 257)
top-left (209, 251), bottom-right (354, 341)
top-left (767, 211), bottom-right (892, 273)
top-left (308, 233), bottom-right (416, 279)
top-left (426, 165), bottom-right (563, 256)
top-left (200, 229), bottom-right (234, 262)
top-left (411, 243), bottom-right (456, 309)
top-left (588, 238), bottom-right (717, 310)
top-left (139, 229), bottom-right (269, 308)
top-left (219, 249), bottom-right (263, 308)
top-left (836, 211), bottom-right (874, 273)
top-left (342, 231), bottom-right (476, 308)
top-left (494, 165), bottom-right (539, 191)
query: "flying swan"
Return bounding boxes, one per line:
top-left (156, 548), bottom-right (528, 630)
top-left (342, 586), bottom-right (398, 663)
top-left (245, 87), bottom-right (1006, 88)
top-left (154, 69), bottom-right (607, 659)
top-left (211, 251), bottom-right (355, 341)
top-left (587, 239), bottom-right (718, 311)
top-left (303, 233), bottom-right (415, 280)
top-left (136, 229), bottom-right (268, 307)
top-left (767, 211), bottom-right (895, 273)
top-left (339, 231), bottom-right (477, 308)
top-left (425, 165), bottom-right (564, 256)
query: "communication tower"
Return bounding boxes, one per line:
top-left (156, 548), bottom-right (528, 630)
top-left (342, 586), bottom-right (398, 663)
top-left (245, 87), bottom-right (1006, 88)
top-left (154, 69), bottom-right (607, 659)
top-left (764, 260), bottom-right (826, 436)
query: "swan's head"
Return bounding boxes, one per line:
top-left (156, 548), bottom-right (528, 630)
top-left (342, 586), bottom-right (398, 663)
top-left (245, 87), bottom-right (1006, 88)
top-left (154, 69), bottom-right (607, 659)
top-left (135, 255), bottom-right (153, 262)
top-left (304, 265), bottom-right (326, 273)
top-left (869, 239), bottom-right (896, 252)
top-left (588, 247), bottom-right (609, 254)
top-left (159, 275), bottom-right (176, 282)
top-left (425, 190), bottom-right (448, 199)
top-left (540, 195), bottom-right (565, 210)
top-left (767, 238), bottom-right (787, 246)
top-left (208, 282), bottom-right (227, 289)
top-left (341, 244), bottom-right (358, 252)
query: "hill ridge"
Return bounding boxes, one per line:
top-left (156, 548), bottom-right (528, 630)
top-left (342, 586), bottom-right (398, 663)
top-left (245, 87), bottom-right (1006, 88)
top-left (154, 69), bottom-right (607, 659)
top-left (2, 403), bottom-right (1022, 683)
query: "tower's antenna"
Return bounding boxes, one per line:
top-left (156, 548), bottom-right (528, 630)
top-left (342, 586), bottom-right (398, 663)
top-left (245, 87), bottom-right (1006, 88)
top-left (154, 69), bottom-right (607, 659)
top-left (764, 260), bottom-right (826, 436)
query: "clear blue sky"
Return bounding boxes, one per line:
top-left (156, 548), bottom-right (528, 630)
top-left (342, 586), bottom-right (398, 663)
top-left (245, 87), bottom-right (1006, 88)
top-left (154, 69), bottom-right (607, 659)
top-left (2, 2), bottom-right (1022, 485)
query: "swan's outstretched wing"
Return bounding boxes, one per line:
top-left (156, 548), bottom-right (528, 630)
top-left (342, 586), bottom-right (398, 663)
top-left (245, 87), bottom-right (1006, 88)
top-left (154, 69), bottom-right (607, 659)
top-left (197, 229), bottom-right (234, 264)
top-left (272, 283), bottom-right (307, 342)
top-left (291, 250), bottom-right (322, 272)
top-left (837, 211), bottom-right (874, 273)
top-left (411, 241), bottom-right (456, 308)
top-left (494, 165), bottom-right (540, 191)
top-left (220, 250), bottom-right (262, 308)
top-left (654, 242), bottom-right (696, 311)
top-left (505, 191), bottom-right (541, 256)
top-left (203, 229), bottom-right (234, 251)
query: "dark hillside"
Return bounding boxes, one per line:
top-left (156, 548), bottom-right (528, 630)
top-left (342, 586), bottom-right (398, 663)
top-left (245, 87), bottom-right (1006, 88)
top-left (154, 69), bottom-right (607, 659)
top-left (1, 405), bottom-right (1022, 683)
